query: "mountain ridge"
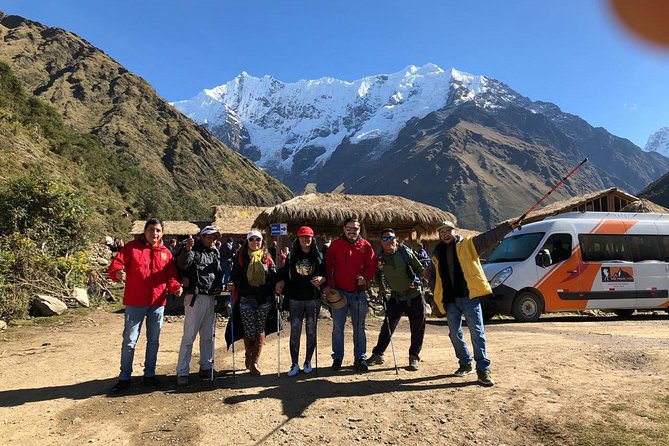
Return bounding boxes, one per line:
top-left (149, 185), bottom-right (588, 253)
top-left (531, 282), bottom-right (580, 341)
top-left (0, 12), bottom-right (293, 232)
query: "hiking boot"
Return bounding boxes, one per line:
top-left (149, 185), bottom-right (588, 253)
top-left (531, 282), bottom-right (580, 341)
top-left (303, 361), bottom-right (313, 374)
top-left (198, 368), bottom-right (215, 379)
top-left (354, 358), bottom-right (368, 372)
top-left (177, 375), bottom-right (189, 387)
top-left (143, 376), bottom-right (163, 388)
top-left (287, 363), bottom-right (300, 377)
top-left (477, 370), bottom-right (495, 387)
top-left (454, 363), bottom-right (473, 377)
top-left (367, 353), bottom-right (385, 365)
top-left (408, 355), bottom-right (419, 371)
top-left (109, 379), bottom-right (130, 395)
top-left (331, 358), bottom-right (343, 370)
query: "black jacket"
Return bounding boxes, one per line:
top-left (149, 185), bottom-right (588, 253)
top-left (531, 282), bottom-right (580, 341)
top-left (277, 249), bottom-right (326, 301)
top-left (176, 240), bottom-right (222, 295)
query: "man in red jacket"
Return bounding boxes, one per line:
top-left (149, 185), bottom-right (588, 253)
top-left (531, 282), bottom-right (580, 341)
top-left (325, 216), bottom-right (377, 372)
top-left (107, 218), bottom-right (182, 395)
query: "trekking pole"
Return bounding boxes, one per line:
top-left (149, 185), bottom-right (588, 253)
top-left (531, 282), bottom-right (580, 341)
top-left (381, 297), bottom-right (399, 375)
top-left (314, 290), bottom-right (319, 375)
top-left (210, 297), bottom-right (216, 382)
top-left (515, 158), bottom-right (588, 225)
top-left (276, 294), bottom-right (281, 379)
top-left (229, 292), bottom-right (236, 382)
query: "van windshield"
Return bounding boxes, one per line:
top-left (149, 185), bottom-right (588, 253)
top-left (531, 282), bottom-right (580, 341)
top-left (486, 232), bottom-right (545, 263)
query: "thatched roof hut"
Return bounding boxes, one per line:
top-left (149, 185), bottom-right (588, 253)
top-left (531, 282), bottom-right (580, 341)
top-left (253, 193), bottom-right (456, 239)
top-left (504, 187), bottom-right (638, 225)
top-left (130, 220), bottom-right (200, 236)
top-left (620, 198), bottom-right (669, 214)
top-left (211, 205), bottom-right (271, 238)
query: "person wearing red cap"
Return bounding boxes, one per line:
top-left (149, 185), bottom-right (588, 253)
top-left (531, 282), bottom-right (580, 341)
top-left (275, 226), bottom-right (327, 376)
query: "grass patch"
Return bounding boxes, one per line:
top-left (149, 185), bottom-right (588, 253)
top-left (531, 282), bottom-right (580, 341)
top-left (572, 399), bottom-right (669, 446)
top-left (528, 397), bottom-right (669, 446)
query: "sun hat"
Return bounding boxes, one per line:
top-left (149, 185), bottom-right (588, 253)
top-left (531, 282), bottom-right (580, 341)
top-left (200, 225), bottom-right (221, 236)
top-left (297, 226), bottom-right (314, 237)
top-left (325, 288), bottom-right (347, 310)
top-left (246, 230), bottom-right (263, 241)
top-left (436, 220), bottom-right (456, 232)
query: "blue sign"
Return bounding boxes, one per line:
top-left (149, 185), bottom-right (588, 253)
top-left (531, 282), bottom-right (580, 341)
top-left (270, 223), bottom-right (288, 236)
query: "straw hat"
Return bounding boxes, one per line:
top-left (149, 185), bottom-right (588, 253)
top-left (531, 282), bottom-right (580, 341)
top-left (325, 288), bottom-right (347, 310)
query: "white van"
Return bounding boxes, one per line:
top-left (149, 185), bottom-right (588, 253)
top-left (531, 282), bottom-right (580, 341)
top-left (481, 212), bottom-right (669, 322)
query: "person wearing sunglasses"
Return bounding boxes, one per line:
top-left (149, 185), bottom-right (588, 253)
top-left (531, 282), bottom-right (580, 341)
top-left (425, 219), bottom-right (516, 386)
top-left (324, 216), bottom-right (377, 372)
top-left (226, 230), bottom-right (277, 376)
top-left (367, 228), bottom-right (426, 371)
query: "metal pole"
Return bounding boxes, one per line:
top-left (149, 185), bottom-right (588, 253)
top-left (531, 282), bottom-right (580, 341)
top-left (229, 292), bottom-right (236, 382)
top-left (515, 158), bottom-right (588, 225)
top-left (314, 293), bottom-right (319, 375)
top-left (276, 294), bottom-right (281, 379)
top-left (210, 300), bottom-right (216, 382)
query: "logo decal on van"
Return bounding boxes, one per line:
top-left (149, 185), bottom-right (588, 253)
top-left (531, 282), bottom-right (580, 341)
top-left (601, 266), bottom-right (634, 283)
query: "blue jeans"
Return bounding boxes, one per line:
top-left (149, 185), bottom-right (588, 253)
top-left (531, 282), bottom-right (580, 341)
top-left (446, 297), bottom-right (490, 372)
top-left (332, 289), bottom-right (367, 360)
top-left (119, 305), bottom-right (164, 380)
top-left (222, 261), bottom-right (232, 288)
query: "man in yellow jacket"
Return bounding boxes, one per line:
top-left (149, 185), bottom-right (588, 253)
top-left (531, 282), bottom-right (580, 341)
top-left (427, 219), bottom-right (515, 386)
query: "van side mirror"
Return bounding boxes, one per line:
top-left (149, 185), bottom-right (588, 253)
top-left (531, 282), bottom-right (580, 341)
top-left (536, 249), bottom-right (552, 268)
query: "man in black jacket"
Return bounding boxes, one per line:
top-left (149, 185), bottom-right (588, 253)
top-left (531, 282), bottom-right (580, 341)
top-left (175, 226), bottom-right (223, 385)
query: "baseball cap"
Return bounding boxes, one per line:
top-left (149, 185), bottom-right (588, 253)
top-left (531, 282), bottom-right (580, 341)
top-left (297, 226), bottom-right (314, 237)
top-left (200, 225), bottom-right (221, 236)
top-left (247, 230), bottom-right (263, 241)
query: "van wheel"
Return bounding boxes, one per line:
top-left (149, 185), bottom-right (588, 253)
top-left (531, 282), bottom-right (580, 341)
top-left (512, 292), bottom-right (543, 322)
top-left (613, 309), bottom-right (634, 318)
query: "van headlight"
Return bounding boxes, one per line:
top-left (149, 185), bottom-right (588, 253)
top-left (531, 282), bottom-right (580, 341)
top-left (489, 267), bottom-right (512, 289)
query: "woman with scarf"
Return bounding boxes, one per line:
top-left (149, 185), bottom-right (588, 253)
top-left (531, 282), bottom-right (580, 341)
top-left (227, 230), bottom-right (276, 375)
top-left (275, 226), bottom-right (326, 376)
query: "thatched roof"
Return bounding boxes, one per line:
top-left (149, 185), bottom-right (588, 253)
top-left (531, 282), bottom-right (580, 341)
top-left (505, 187), bottom-right (639, 225)
top-left (130, 220), bottom-right (200, 236)
top-left (253, 193), bottom-right (456, 238)
top-left (620, 198), bottom-right (669, 214)
top-left (211, 205), bottom-right (271, 236)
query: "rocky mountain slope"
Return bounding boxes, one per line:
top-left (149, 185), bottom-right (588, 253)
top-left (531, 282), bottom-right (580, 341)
top-left (175, 65), bottom-right (669, 230)
top-left (0, 13), bottom-right (292, 233)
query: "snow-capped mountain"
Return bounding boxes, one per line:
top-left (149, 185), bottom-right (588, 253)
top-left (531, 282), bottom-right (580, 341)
top-left (645, 127), bottom-right (669, 158)
top-left (173, 64), bottom-right (536, 176)
top-left (173, 64), bottom-right (669, 229)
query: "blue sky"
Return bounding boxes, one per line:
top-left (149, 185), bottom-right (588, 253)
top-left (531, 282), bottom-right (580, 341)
top-left (2, 0), bottom-right (669, 147)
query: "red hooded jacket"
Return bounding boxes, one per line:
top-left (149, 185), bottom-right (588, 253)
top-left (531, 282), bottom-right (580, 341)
top-left (108, 238), bottom-right (181, 307)
top-left (325, 235), bottom-right (377, 293)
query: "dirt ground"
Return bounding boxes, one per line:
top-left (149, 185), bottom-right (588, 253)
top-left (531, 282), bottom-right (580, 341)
top-left (1, 308), bottom-right (668, 446)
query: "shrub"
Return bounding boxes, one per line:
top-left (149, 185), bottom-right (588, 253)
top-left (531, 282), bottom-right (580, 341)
top-left (0, 174), bottom-right (90, 256)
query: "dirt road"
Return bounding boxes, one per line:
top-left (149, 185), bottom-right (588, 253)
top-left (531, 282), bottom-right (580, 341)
top-left (1, 309), bottom-right (668, 445)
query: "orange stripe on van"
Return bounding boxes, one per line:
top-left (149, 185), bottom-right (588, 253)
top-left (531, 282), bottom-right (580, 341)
top-left (534, 220), bottom-right (636, 311)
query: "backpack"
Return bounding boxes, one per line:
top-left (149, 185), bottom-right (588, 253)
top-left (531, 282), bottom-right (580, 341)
top-left (378, 243), bottom-right (421, 287)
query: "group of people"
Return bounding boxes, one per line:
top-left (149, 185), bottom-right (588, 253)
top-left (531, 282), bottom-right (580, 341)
top-left (107, 215), bottom-right (516, 395)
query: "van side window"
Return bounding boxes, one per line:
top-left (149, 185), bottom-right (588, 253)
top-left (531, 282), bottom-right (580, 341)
top-left (579, 234), bottom-right (631, 262)
top-left (661, 236), bottom-right (669, 262)
top-left (629, 235), bottom-right (663, 261)
top-left (539, 233), bottom-right (572, 265)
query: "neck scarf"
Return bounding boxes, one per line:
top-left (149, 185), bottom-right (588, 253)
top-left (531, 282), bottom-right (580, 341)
top-left (247, 248), bottom-right (266, 286)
